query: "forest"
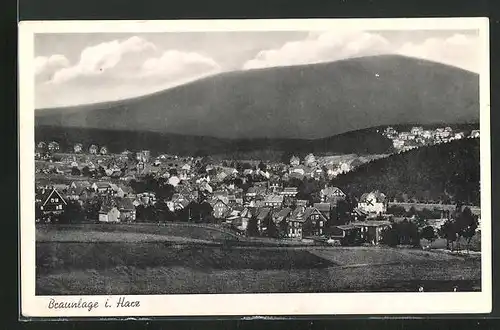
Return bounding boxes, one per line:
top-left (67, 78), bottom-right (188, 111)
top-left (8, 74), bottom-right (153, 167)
top-left (331, 138), bottom-right (480, 205)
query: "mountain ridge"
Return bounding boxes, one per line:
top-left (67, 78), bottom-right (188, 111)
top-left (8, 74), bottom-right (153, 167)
top-left (36, 54), bottom-right (479, 140)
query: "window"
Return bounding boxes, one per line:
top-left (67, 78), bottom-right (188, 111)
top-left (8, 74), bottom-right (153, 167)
top-left (50, 198), bottom-right (54, 203)
top-left (55, 198), bottom-right (59, 202)
top-left (319, 221), bottom-right (323, 227)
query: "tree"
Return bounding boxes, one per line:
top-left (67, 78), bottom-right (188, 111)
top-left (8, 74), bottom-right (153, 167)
top-left (60, 200), bottom-right (86, 224)
top-left (420, 226), bottom-right (437, 245)
top-left (154, 200), bottom-right (176, 223)
top-left (381, 227), bottom-right (399, 247)
top-left (84, 199), bottom-right (102, 222)
top-left (82, 166), bottom-right (90, 177)
top-left (263, 217), bottom-right (279, 238)
top-left (156, 183), bottom-right (175, 201)
top-left (455, 207), bottom-right (479, 252)
top-left (71, 167), bottom-right (81, 176)
top-left (438, 220), bottom-right (458, 250)
top-left (246, 217), bottom-right (259, 237)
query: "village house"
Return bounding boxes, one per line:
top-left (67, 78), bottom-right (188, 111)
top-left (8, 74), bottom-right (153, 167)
top-left (73, 143), bottom-right (83, 153)
top-left (410, 126), bottom-right (424, 135)
top-left (303, 207), bottom-right (327, 236)
top-left (48, 141), bottom-right (60, 153)
top-left (280, 187), bottom-right (298, 197)
top-left (136, 150), bottom-right (151, 162)
top-left (470, 130), bottom-right (480, 138)
top-left (287, 207), bottom-right (307, 239)
top-left (89, 144), bottom-right (99, 155)
top-left (37, 141), bottom-right (47, 150)
top-left (263, 194), bottom-right (284, 208)
top-left (272, 207), bottom-right (292, 227)
top-left (39, 188), bottom-right (67, 216)
top-left (330, 220), bottom-right (391, 245)
top-left (313, 202), bottom-right (333, 221)
top-left (92, 182), bottom-right (113, 194)
top-left (213, 191), bottom-right (230, 204)
top-left (320, 186), bottom-right (346, 204)
top-left (289, 155), bottom-right (300, 166)
top-left (254, 207), bottom-right (272, 233)
top-left (100, 146), bottom-right (108, 155)
top-left (304, 153), bottom-right (317, 167)
top-left (99, 202), bottom-right (121, 223)
top-left (357, 191), bottom-right (387, 215)
top-left (116, 198), bottom-right (136, 222)
top-left (210, 198), bottom-right (231, 219)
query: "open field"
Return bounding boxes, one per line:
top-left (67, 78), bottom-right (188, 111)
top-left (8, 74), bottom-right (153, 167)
top-left (36, 223), bottom-right (241, 243)
top-left (36, 224), bottom-right (481, 295)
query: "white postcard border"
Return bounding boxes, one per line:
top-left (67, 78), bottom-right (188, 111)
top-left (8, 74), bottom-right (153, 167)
top-left (19, 17), bottom-right (491, 317)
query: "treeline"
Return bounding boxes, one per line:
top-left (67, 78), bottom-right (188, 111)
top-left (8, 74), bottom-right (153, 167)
top-left (331, 138), bottom-right (480, 205)
top-left (35, 125), bottom-right (393, 161)
top-left (381, 204), bottom-right (479, 252)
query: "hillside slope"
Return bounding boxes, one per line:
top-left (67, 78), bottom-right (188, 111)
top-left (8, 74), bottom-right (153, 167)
top-left (35, 125), bottom-right (394, 160)
top-left (36, 55), bottom-right (479, 139)
top-left (330, 138), bottom-right (480, 205)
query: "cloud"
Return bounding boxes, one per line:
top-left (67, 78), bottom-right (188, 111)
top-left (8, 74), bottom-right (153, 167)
top-left (242, 31), bottom-right (391, 70)
top-left (396, 33), bottom-right (480, 72)
top-left (35, 54), bottom-right (70, 82)
top-left (50, 36), bottom-right (156, 84)
top-left (36, 36), bottom-right (222, 108)
top-left (140, 50), bottom-right (220, 77)
top-left (243, 31), bottom-right (480, 73)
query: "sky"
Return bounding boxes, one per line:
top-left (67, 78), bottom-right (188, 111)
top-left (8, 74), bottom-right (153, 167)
top-left (34, 29), bottom-right (480, 108)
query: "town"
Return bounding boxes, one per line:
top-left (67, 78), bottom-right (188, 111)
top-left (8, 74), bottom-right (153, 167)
top-left (35, 125), bottom-right (481, 248)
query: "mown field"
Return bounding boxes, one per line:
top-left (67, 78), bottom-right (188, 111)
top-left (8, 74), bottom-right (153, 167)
top-left (36, 224), bottom-right (481, 295)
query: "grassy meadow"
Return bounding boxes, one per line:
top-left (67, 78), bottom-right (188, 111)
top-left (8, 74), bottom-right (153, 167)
top-left (36, 224), bottom-right (481, 295)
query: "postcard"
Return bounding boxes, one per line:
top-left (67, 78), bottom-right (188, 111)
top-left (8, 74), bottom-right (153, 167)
top-left (19, 17), bottom-right (491, 317)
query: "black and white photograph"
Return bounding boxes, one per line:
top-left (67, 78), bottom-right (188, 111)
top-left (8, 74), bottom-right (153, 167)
top-left (19, 18), bottom-right (491, 317)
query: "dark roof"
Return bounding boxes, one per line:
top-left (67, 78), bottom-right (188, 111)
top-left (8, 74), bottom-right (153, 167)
top-left (289, 207), bottom-right (308, 223)
top-left (116, 198), bottom-right (135, 211)
top-left (313, 203), bottom-right (331, 212)
top-left (256, 207), bottom-right (271, 220)
top-left (273, 207), bottom-right (292, 223)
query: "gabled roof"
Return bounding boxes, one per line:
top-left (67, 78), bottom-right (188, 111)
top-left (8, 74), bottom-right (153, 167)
top-left (264, 194), bottom-right (284, 203)
top-left (95, 182), bottom-right (112, 189)
top-left (313, 203), bottom-right (331, 213)
top-left (116, 198), bottom-right (135, 211)
top-left (359, 191), bottom-right (387, 203)
top-left (255, 207), bottom-right (272, 220)
top-left (289, 207), bottom-right (308, 223)
top-left (273, 207), bottom-right (292, 223)
top-left (99, 200), bottom-right (118, 213)
top-left (42, 188), bottom-right (68, 206)
top-left (302, 207), bottom-right (327, 222)
top-left (321, 186), bottom-right (346, 197)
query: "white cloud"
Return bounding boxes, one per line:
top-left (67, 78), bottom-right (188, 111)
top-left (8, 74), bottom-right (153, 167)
top-left (51, 36), bottom-right (156, 84)
top-left (242, 31), bottom-right (391, 70)
top-left (140, 50), bottom-right (220, 77)
top-left (243, 31), bottom-right (480, 73)
top-left (35, 54), bottom-right (70, 81)
top-left (396, 33), bottom-right (479, 72)
top-left (36, 37), bottom-right (222, 108)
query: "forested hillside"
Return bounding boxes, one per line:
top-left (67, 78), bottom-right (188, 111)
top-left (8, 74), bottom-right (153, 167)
top-left (331, 138), bottom-right (480, 205)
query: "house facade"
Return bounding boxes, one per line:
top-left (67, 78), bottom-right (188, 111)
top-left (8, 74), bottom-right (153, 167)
top-left (357, 191), bottom-right (387, 215)
top-left (40, 188), bottom-right (67, 215)
top-left (99, 205), bottom-right (121, 223)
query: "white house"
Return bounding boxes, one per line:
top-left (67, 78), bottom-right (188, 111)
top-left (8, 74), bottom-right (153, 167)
top-left (357, 191), bottom-right (387, 215)
top-left (99, 205), bottom-right (121, 222)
